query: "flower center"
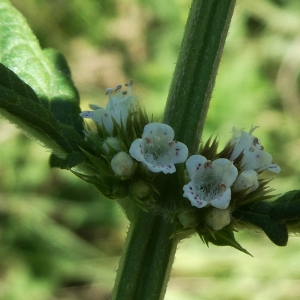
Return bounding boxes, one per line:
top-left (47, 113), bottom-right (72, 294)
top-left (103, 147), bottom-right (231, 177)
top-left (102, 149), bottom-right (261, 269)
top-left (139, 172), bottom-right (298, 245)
top-left (143, 136), bottom-right (171, 166)
top-left (194, 169), bottom-right (224, 201)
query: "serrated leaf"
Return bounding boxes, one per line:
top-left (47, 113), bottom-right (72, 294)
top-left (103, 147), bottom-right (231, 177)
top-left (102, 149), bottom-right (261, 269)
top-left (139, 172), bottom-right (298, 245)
top-left (233, 202), bottom-right (288, 246)
top-left (197, 228), bottom-right (252, 256)
top-left (270, 190), bottom-right (300, 222)
top-left (0, 1), bottom-right (83, 134)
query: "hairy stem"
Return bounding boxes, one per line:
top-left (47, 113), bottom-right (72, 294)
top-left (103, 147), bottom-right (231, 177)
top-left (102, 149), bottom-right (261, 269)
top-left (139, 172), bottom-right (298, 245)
top-left (112, 211), bottom-right (178, 300)
top-left (112, 0), bottom-right (236, 299)
top-left (163, 0), bottom-right (236, 153)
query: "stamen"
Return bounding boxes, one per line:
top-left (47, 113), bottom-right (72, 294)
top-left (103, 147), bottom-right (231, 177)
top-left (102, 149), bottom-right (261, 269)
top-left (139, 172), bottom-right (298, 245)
top-left (115, 84), bottom-right (122, 91)
top-left (105, 88), bottom-right (113, 95)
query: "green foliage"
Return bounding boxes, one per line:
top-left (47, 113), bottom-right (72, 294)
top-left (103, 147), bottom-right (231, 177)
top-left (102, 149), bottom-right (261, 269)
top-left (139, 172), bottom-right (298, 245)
top-left (0, 0), bottom-right (83, 134)
top-left (197, 227), bottom-right (252, 256)
top-left (233, 201), bottom-right (288, 246)
top-left (0, 63), bottom-right (84, 156)
top-left (270, 190), bottom-right (300, 222)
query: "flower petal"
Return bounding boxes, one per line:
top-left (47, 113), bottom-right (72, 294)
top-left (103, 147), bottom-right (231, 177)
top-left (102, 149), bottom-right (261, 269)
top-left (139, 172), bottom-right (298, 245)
top-left (230, 128), bottom-right (253, 161)
top-left (232, 170), bottom-right (259, 194)
top-left (185, 155), bottom-right (207, 180)
top-left (145, 163), bottom-right (176, 174)
top-left (268, 162), bottom-right (281, 173)
top-left (210, 188), bottom-right (231, 209)
top-left (79, 111), bottom-right (94, 118)
top-left (211, 158), bottom-right (238, 187)
top-left (183, 182), bottom-right (208, 208)
top-left (167, 141), bottom-right (188, 164)
top-left (242, 148), bottom-right (272, 172)
top-left (129, 139), bottom-right (144, 162)
top-left (142, 123), bottom-right (175, 142)
top-left (92, 109), bottom-right (114, 134)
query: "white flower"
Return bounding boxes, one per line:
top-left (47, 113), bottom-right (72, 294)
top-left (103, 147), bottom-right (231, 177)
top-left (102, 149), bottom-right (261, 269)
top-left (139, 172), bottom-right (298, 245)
top-left (183, 155), bottom-right (238, 209)
top-left (232, 170), bottom-right (259, 194)
top-left (229, 126), bottom-right (281, 173)
top-left (129, 123), bottom-right (188, 174)
top-left (80, 81), bottom-right (138, 135)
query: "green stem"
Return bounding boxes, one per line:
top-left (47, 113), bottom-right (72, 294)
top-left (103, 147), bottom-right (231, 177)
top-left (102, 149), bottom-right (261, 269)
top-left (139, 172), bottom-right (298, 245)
top-left (112, 211), bottom-right (178, 300)
top-left (112, 1), bottom-right (236, 299)
top-left (163, 0), bottom-right (236, 153)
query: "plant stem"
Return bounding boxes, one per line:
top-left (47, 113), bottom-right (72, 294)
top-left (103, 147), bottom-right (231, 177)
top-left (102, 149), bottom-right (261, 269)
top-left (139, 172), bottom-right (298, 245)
top-left (112, 1), bottom-right (236, 299)
top-left (112, 210), bottom-right (178, 300)
top-left (163, 0), bottom-right (236, 153)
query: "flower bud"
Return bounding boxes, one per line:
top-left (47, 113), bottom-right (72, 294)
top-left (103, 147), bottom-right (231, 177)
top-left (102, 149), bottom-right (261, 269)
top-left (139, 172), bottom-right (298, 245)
top-left (205, 207), bottom-right (231, 230)
top-left (129, 179), bottom-right (152, 200)
top-left (111, 151), bottom-right (135, 178)
top-left (178, 208), bottom-right (200, 229)
top-left (232, 170), bottom-right (259, 195)
top-left (103, 137), bottom-right (122, 154)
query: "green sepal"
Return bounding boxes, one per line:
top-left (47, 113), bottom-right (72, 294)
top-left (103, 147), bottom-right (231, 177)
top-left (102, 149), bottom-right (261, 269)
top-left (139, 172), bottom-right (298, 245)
top-left (232, 202), bottom-right (288, 246)
top-left (199, 135), bottom-right (219, 159)
top-left (270, 190), bottom-right (300, 222)
top-left (197, 227), bottom-right (252, 256)
top-left (129, 195), bottom-right (150, 213)
top-left (79, 147), bottom-right (111, 175)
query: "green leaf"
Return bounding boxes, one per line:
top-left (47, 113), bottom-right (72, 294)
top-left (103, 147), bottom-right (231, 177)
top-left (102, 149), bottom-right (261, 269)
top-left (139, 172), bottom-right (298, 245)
top-left (197, 228), bottom-right (252, 256)
top-left (0, 0), bottom-right (83, 134)
top-left (233, 202), bottom-right (288, 246)
top-left (270, 190), bottom-right (300, 222)
top-left (0, 63), bottom-right (84, 156)
top-left (50, 152), bottom-right (86, 170)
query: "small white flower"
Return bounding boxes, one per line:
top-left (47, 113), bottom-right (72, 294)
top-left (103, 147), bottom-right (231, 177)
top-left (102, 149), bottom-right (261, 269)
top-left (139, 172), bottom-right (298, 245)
top-left (183, 155), bottom-right (238, 209)
top-left (232, 170), bottom-right (259, 194)
top-left (80, 81), bottom-right (138, 135)
top-left (229, 126), bottom-right (281, 173)
top-left (129, 123), bottom-right (188, 174)
top-left (205, 207), bottom-right (231, 230)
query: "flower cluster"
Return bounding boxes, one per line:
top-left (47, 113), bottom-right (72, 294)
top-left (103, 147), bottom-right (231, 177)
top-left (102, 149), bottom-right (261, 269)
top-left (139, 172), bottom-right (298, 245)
top-left (79, 82), bottom-right (281, 233)
top-left (182, 126), bottom-right (280, 212)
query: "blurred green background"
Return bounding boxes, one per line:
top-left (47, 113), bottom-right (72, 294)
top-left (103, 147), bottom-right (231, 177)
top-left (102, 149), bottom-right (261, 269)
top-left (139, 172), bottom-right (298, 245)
top-left (1, 0), bottom-right (300, 299)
